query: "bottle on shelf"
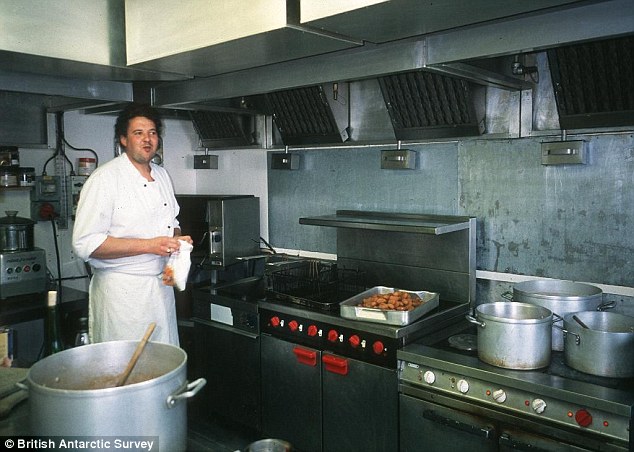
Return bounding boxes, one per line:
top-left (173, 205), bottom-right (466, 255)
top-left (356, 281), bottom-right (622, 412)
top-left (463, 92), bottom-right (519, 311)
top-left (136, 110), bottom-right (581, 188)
top-left (45, 291), bottom-right (64, 356)
top-left (74, 317), bottom-right (90, 347)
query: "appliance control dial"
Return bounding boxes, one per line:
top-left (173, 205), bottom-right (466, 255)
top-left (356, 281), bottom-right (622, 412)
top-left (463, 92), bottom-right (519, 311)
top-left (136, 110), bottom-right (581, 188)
top-left (288, 320), bottom-right (299, 332)
top-left (372, 341), bottom-right (384, 355)
top-left (327, 329), bottom-right (339, 342)
top-left (575, 409), bottom-right (593, 427)
top-left (307, 325), bottom-right (318, 337)
top-left (270, 316), bottom-right (280, 328)
top-left (532, 398), bottom-right (547, 414)
top-left (423, 370), bottom-right (436, 384)
top-left (349, 335), bottom-right (361, 348)
top-left (492, 389), bottom-right (507, 403)
top-left (457, 379), bottom-right (469, 394)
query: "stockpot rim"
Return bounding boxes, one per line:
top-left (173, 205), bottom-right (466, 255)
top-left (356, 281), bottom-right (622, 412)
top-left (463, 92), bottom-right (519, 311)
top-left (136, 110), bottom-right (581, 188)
top-left (476, 302), bottom-right (553, 325)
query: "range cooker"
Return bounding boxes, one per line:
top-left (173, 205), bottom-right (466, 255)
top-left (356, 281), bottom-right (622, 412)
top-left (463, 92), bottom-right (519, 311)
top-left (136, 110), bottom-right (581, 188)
top-left (399, 320), bottom-right (634, 451)
top-left (259, 210), bottom-right (477, 452)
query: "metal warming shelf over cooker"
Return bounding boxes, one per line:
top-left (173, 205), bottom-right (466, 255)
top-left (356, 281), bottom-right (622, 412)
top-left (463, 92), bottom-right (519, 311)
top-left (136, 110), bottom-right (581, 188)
top-left (299, 210), bottom-right (474, 235)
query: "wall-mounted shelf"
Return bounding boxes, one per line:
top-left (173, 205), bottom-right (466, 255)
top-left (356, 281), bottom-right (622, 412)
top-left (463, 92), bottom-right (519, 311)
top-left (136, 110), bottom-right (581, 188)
top-left (299, 210), bottom-right (474, 235)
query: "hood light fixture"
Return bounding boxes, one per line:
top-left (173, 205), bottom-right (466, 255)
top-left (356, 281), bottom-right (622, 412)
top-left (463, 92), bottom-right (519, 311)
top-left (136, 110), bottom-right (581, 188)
top-left (271, 146), bottom-right (300, 170)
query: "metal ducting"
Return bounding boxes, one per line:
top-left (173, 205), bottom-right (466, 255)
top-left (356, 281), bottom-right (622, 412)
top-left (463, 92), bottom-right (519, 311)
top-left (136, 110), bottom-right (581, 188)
top-left (262, 83), bottom-right (349, 145)
top-left (378, 70), bottom-right (485, 140)
top-left (548, 36), bottom-right (634, 130)
top-left (189, 111), bottom-right (253, 148)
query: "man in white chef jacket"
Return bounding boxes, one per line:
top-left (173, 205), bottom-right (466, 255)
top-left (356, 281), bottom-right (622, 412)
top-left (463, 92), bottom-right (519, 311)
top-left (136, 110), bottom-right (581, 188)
top-left (72, 103), bottom-right (192, 346)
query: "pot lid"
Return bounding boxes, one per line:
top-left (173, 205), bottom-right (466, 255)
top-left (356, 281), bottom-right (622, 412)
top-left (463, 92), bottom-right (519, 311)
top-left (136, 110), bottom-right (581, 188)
top-left (0, 211), bottom-right (35, 226)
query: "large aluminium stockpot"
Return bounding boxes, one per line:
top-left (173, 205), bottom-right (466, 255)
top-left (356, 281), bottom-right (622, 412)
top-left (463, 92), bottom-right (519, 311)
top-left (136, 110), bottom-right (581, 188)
top-left (466, 302), bottom-right (554, 370)
top-left (508, 279), bottom-right (611, 351)
top-left (24, 341), bottom-right (206, 451)
top-left (560, 311), bottom-right (634, 378)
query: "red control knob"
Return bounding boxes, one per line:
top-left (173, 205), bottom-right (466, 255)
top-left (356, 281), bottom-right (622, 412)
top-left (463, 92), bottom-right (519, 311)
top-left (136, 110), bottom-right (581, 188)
top-left (288, 320), bottom-right (299, 332)
top-left (575, 409), bottom-right (593, 427)
top-left (307, 325), bottom-right (318, 337)
top-left (349, 335), bottom-right (361, 348)
top-left (372, 341), bottom-right (385, 355)
top-left (327, 329), bottom-right (339, 342)
top-left (270, 316), bottom-right (280, 327)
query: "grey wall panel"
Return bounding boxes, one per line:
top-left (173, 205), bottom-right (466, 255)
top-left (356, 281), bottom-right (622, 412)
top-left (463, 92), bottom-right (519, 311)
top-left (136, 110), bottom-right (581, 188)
top-left (268, 133), bottom-right (633, 288)
top-left (460, 135), bottom-right (634, 287)
top-left (267, 144), bottom-right (460, 253)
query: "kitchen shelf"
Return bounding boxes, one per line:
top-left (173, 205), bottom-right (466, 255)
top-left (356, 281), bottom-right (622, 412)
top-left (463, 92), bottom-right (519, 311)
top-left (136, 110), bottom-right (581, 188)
top-left (299, 210), bottom-right (475, 235)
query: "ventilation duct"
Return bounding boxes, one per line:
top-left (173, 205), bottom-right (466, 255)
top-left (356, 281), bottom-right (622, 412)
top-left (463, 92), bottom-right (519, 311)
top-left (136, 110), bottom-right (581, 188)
top-left (547, 36), bottom-right (634, 130)
top-left (189, 110), bottom-right (253, 148)
top-left (262, 83), bottom-right (349, 145)
top-left (378, 70), bottom-right (486, 140)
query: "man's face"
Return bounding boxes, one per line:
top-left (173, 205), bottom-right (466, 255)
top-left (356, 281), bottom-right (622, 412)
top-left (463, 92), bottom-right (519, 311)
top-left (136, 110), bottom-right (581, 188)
top-left (120, 116), bottom-right (159, 165)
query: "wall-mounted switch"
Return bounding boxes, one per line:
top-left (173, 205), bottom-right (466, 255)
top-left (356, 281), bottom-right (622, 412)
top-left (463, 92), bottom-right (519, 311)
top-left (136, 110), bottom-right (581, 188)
top-left (541, 140), bottom-right (587, 165)
top-left (381, 149), bottom-right (416, 169)
top-left (271, 153), bottom-right (300, 170)
top-left (194, 154), bottom-right (218, 169)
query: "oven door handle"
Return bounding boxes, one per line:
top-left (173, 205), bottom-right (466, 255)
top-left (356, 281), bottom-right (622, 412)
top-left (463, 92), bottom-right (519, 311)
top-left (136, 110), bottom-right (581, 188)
top-left (293, 346), bottom-right (318, 367)
top-left (499, 433), bottom-right (551, 452)
top-left (322, 354), bottom-right (349, 376)
top-left (423, 410), bottom-right (495, 440)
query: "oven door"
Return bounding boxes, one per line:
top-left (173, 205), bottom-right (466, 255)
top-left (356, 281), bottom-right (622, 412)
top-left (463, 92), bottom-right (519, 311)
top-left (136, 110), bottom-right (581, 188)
top-left (400, 391), bottom-right (620, 452)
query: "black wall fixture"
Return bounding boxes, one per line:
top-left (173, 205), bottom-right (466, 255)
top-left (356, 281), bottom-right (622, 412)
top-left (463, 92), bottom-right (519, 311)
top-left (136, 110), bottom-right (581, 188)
top-left (378, 70), bottom-right (485, 140)
top-left (548, 36), bottom-right (634, 130)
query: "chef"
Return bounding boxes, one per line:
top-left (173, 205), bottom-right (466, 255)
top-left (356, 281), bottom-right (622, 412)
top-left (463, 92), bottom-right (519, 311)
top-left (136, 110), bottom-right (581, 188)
top-left (72, 103), bottom-right (192, 346)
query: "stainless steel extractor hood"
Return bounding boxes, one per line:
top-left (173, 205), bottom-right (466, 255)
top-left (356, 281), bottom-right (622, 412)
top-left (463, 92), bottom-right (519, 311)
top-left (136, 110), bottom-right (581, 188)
top-left (547, 35), bottom-right (634, 130)
top-left (260, 82), bottom-right (349, 145)
top-left (378, 70), bottom-right (486, 140)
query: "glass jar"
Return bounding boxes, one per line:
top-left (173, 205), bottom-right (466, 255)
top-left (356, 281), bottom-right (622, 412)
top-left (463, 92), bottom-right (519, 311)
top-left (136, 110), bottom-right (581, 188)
top-left (18, 167), bottom-right (35, 187)
top-left (0, 168), bottom-right (18, 187)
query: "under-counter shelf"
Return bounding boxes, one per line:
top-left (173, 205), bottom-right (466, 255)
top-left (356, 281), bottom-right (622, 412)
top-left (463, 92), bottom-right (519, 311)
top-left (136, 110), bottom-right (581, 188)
top-left (299, 210), bottom-right (474, 235)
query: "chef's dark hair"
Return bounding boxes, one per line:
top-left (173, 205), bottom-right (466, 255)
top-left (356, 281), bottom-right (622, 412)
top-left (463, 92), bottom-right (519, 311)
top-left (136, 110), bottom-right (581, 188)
top-left (114, 103), bottom-right (163, 140)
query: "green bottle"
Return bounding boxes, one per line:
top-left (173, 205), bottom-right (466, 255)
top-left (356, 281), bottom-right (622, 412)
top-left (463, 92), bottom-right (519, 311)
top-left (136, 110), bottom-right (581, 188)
top-left (45, 291), bottom-right (64, 356)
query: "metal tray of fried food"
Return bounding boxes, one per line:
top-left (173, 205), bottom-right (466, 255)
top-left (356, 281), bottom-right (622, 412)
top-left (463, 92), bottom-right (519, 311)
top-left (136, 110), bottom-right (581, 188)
top-left (340, 286), bottom-right (439, 326)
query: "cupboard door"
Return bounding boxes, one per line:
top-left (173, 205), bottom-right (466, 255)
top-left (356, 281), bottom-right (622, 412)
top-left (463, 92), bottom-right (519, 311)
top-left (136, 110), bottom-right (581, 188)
top-left (261, 334), bottom-right (322, 452)
top-left (323, 353), bottom-right (398, 452)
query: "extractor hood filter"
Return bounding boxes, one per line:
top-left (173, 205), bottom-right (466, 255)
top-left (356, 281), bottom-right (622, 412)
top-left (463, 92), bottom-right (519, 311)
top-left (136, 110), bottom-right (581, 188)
top-left (378, 70), bottom-right (485, 140)
top-left (189, 110), bottom-right (252, 148)
top-left (548, 36), bottom-right (634, 130)
top-left (264, 83), bottom-right (349, 145)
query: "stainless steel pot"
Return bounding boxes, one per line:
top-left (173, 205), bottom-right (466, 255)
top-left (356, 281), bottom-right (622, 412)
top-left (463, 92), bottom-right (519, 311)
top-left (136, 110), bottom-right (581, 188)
top-left (23, 340), bottom-right (206, 451)
top-left (0, 210), bottom-right (34, 251)
top-left (505, 279), bottom-right (613, 351)
top-left (466, 302), bottom-right (555, 370)
top-left (558, 311), bottom-right (634, 378)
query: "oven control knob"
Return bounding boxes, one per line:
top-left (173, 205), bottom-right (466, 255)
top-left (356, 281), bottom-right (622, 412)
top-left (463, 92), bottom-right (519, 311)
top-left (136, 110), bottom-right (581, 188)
top-left (457, 379), bottom-right (469, 394)
top-left (372, 341), bottom-right (384, 355)
top-left (327, 329), bottom-right (339, 342)
top-left (270, 316), bottom-right (281, 328)
top-left (532, 398), bottom-right (547, 414)
top-left (423, 370), bottom-right (436, 384)
top-left (288, 320), bottom-right (299, 332)
top-left (575, 409), bottom-right (593, 427)
top-left (349, 335), bottom-right (361, 348)
top-left (492, 389), bottom-right (507, 403)
top-left (307, 325), bottom-right (318, 337)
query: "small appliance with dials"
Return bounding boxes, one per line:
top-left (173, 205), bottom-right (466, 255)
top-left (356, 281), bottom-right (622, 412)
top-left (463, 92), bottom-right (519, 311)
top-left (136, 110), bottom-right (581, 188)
top-left (0, 248), bottom-right (47, 299)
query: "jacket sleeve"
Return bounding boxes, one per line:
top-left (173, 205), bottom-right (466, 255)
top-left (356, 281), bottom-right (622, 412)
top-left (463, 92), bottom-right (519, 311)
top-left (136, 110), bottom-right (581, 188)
top-left (72, 170), bottom-right (113, 262)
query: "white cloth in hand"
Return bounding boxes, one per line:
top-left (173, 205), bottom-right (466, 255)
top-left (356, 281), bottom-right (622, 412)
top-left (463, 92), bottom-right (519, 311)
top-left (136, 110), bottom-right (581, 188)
top-left (166, 240), bottom-right (193, 291)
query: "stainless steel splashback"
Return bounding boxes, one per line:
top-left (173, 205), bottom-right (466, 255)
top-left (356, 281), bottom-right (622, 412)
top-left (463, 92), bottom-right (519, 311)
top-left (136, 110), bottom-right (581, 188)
top-left (299, 210), bottom-right (476, 306)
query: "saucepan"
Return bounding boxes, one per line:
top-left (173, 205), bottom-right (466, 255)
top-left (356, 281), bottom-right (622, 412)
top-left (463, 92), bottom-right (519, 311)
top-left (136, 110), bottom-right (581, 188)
top-left (555, 311), bottom-right (634, 378)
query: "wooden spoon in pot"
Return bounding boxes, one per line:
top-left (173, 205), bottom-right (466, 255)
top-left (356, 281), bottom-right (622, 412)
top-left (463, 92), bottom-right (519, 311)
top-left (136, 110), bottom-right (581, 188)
top-left (116, 322), bottom-right (156, 387)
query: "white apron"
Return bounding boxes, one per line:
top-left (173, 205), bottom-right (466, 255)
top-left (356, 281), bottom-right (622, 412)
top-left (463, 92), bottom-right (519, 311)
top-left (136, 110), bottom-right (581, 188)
top-left (89, 270), bottom-right (179, 346)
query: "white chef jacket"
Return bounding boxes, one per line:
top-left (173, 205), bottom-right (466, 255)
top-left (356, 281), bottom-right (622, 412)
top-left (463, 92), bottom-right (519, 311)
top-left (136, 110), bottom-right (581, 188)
top-left (72, 153), bottom-right (181, 345)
